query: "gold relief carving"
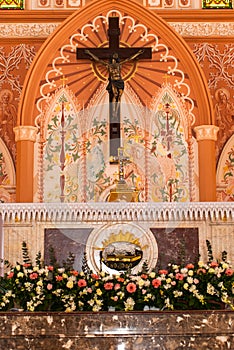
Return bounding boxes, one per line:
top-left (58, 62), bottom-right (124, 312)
top-left (194, 125), bottom-right (219, 141)
top-left (170, 22), bottom-right (234, 37)
top-left (14, 126), bottom-right (37, 142)
top-left (0, 23), bottom-right (59, 38)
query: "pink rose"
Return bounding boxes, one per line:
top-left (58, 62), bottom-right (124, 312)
top-left (225, 268), bottom-right (233, 276)
top-left (29, 272), bottom-right (38, 279)
top-left (114, 283), bottom-right (121, 290)
top-left (47, 283), bottom-right (53, 290)
top-left (197, 268), bottom-right (206, 274)
top-left (152, 278), bottom-right (161, 288)
top-left (159, 269), bottom-right (168, 275)
top-left (126, 282), bottom-right (137, 293)
top-left (78, 279), bottom-right (87, 288)
top-left (104, 282), bottom-right (114, 290)
top-left (91, 273), bottom-right (100, 280)
top-left (141, 274), bottom-right (148, 279)
top-left (210, 261), bottom-right (219, 268)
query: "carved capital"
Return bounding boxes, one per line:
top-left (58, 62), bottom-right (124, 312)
top-left (194, 125), bottom-right (219, 141)
top-left (14, 126), bottom-right (38, 142)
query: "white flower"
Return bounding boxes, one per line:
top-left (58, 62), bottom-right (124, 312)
top-left (187, 277), bottom-right (193, 284)
top-left (207, 283), bottom-right (216, 295)
top-left (149, 272), bottom-right (155, 278)
top-left (124, 297), bottom-right (135, 311)
top-left (57, 268), bottom-right (65, 274)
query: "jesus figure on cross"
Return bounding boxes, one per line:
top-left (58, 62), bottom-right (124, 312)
top-left (84, 49), bottom-right (144, 118)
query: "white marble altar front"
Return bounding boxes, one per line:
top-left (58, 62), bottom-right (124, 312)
top-left (0, 202), bottom-right (233, 274)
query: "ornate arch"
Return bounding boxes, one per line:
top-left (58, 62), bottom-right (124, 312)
top-left (16, 0), bottom-right (215, 202)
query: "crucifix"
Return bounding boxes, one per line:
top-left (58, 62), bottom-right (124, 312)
top-left (77, 16), bottom-right (152, 159)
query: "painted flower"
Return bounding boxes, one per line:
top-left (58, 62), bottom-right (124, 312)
top-left (104, 282), bottom-right (114, 290)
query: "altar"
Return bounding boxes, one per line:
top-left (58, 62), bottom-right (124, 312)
top-left (0, 202), bottom-right (234, 275)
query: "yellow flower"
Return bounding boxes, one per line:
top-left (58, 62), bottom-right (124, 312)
top-left (96, 288), bottom-right (102, 296)
top-left (66, 280), bottom-right (74, 289)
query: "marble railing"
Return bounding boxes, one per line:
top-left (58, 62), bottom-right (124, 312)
top-left (0, 202), bottom-right (233, 222)
top-left (0, 202), bottom-right (234, 273)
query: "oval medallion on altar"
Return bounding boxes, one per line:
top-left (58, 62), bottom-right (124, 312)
top-left (86, 223), bottom-right (158, 274)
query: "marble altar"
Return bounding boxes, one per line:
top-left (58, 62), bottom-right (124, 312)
top-left (0, 310), bottom-right (233, 349)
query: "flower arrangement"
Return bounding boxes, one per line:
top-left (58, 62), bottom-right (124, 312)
top-left (0, 241), bottom-right (233, 312)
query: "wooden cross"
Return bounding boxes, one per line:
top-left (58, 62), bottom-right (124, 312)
top-left (77, 16), bottom-right (152, 158)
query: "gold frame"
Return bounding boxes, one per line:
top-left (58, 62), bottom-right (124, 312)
top-left (202, 0), bottom-right (233, 9)
top-left (0, 0), bottom-right (24, 9)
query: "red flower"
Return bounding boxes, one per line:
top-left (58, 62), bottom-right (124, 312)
top-left (117, 277), bottom-right (124, 283)
top-left (23, 263), bottom-right (31, 268)
top-left (175, 273), bottom-right (184, 280)
top-left (152, 278), bottom-right (161, 288)
top-left (71, 270), bottom-right (79, 276)
top-left (141, 274), bottom-right (148, 279)
top-left (29, 272), bottom-right (38, 279)
top-left (7, 272), bottom-right (14, 279)
top-left (225, 268), bottom-right (233, 276)
top-left (78, 279), bottom-right (87, 288)
top-left (210, 261), bottom-right (219, 268)
top-left (56, 275), bottom-right (63, 281)
top-left (114, 283), bottom-right (121, 290)
top-left (47, 265), bottom-right (54, 271)
top-left (159, 269), bottom-right (168, 275)
top-left (126, 282), bottom-right (137, 293)
top-left (91, 273), bottom-right (100, 280)
top-left (186, 264), bottom-right (194, 269)
top-left (104, 282), bottom-right (114, 290)
top-left (197, 268), bottom-right (206, 274)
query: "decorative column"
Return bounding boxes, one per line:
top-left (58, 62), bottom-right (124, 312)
top-left (14, 126), bottom-right (38, 202)
top-left (194, 125), bottom-right (219, 202)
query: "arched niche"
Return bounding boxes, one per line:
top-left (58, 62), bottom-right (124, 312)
top-left (16, 0), bottom-right (215, 202)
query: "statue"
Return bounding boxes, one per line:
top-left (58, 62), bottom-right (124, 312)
top-left (84, 49), bottom-right (144, 116)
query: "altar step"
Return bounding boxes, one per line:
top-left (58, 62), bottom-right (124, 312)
top-left (0, 310), bottom-right (233, 349)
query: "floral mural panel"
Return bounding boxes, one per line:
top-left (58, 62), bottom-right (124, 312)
top-left (149, 91), bottom-right (190, 202)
